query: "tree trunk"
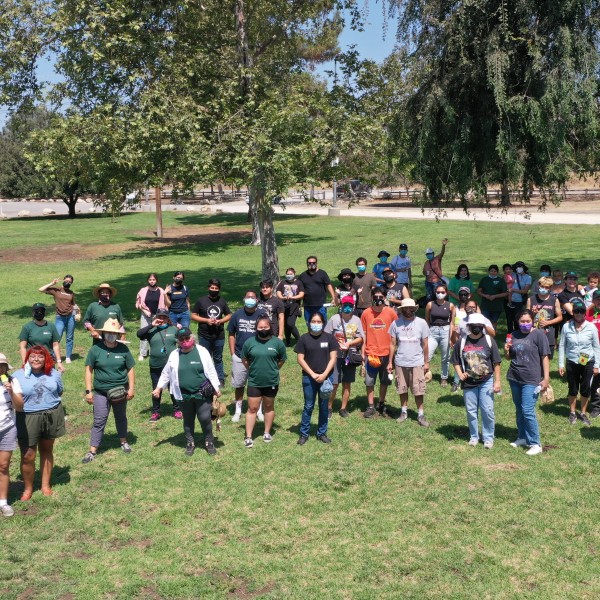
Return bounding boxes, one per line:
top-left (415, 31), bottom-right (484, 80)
top-left (63, 194), bottom-right (78, 218)
top-left (248, 180), bottom-right (261, 246)
top-left (500, 181), bottom-right (511, 206)
top-left (258, 206), bottom-right (280, 284)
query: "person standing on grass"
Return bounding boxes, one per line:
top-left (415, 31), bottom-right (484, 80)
top-left (557, 271), bottom-right (585, 324)
top-left (153, 328), bottom-right (222, 457)
top-left (257, 280), bottom-right (285, 340)
top-left (360, 290), bottom-right (398, 418)
top-left (191, 278), bottom-right (232, 386)
top-left (447, 264), bottom-right (475, 306)
top-left (507, 261), bottom-right (532, 331)
top-left (81, 319), bottom-right (135, 464)
top-left (352, 257), bottom-right (377, 317)
top-left (585, 291), bottom-right (600, 419)
top-left (228, 291), bottom-right (267, 423)
top-left (451, 314), bottom-right (501, 449)
top-left (298, 255), bottom-right (337, 324)
top-left (372, 250), bottom-right (392, 284)
top-left (558, 301), bottom-right (600, 427)
top-left (477, 265), bottom-right (508, 332)
top-left (276, 268), bottom-right (305, 347)
top-left (388, 298), bottom-right (431, 427)
top-left (241, 316), bottom-right (286, 448)
top-left (504, 309), bottom-right (550, 456)
top-left (526, 276), bottom-right (562, 360)
top-left (39, 275), bottom-right (77, 364)
top-left (324, 297), bottom-right (364, 419)
top-left (295, 312), bottom-right (338, 445)
top-left (390, 243), bottom-right (412, 291)
top-left (425, 283), bottom-right (455, 387)
top-left (165, 271), bottom-right (191, 328)
top-left (335, 268), bottom-right (359, 306)
top-left (135, 273), bottom-right (167, 362)
top-left (0, 353), bottom-right (22, 517)
top-left (379, 267), bottom-right (410, 313)
top-left (83, 283), bottom-right (124, 344)
top-left (19, 303), bottom-right (64, 373)
top-left (137, 309), bottom-right (181, 421)
top-left (422, 239), bottom-right (448, 301)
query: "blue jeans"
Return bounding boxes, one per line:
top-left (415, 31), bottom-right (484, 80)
top-left (55, 313), bottom-right (75, 358)
top-left (300, 375), bottom-right (329, 437)
top-left (425, 281), bottom-right (440, 301)
top-left (304, 306), bottom-right (328, 325)
top-left (463, 378), bottom-right (495, 443)
top-left (198, 337), bottom-right (225, 384)
top-left (428, 325), bottom-right (451, 379)
top-left (169, 311), bottom-right (190, 328)
top-left (509, 381), bottom-right (541, 446)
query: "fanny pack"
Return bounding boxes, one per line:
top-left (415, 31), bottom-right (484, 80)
top-left (107, 386), bottom-right (128, 403)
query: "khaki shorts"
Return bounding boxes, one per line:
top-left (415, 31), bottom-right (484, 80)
top-left (16, 404), bottom-right (66, 448)
top-left (230, 354), bottom-right (248, 389)
top-left (395, 365), bottom-right (426, 396)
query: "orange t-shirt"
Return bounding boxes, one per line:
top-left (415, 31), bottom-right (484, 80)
top-left (361, 306), bottom-right (398, 356)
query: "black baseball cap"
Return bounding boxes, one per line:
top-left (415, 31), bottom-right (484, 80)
top-left (399, 243), bottom-right (408, 250)
top-left (176, 327), bottom-right (193, 339)
top-left (377, 250), bottom-right (390, 258)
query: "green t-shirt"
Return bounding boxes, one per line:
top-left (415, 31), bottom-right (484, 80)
top-left (477, 276), bottom-right (508, 312)
top-left (448, 277), bottom-right (475, 306)
top-left (141, 326), bottom-right (178, 369)
top-left (241, 336), bottom-right (287, 388)
top-left (84, 302), bottom-right (124, 328)
top-left (177, 346), bottom-right (206, 394)
top-left (19, 321), bottom-right (60, 355)
top-left (85, 342), bottom-right (135, 391)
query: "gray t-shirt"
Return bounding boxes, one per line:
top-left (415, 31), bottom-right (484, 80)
top-left (325, 314), bottom-right (365, 358)
top-left (389, 316), bottom-right (430, 367)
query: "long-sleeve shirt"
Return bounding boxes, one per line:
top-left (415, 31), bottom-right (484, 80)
top-left (558, 320), bottom-right (600, 368)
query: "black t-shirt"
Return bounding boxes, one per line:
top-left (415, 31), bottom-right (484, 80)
top-left (557, 288), bottom-right (584, 322)
top-left (257, 297), bottom-right (285, 336)
top-left (227, 308), bottom-right (267, 356)
top-left (167, 284), bottom-right (190, 313)
top-left (451, 334), bottom-right (501, 389)
top-left (507, 329), bottom-right (550, 384)
top-left (298, 269), bottom-right (331, 306)
top-left (275, 279), bottom-right (305, 317)
top-left (295, 331), bottom-right (339, 375)
top-left (429, 300), bottom-right (452, 326)
top-left (192, 295), bottom-right (231, 340)
top-left (145, 289), bottom-right (161, 316)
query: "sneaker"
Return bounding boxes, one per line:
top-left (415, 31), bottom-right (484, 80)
top-left (509, 438), bottom-right (527, 448)
top-left (257, 412), bottom-right (264, 423)
top-left (81, 451), bottom-right (96, 464)
top-left (526, 444), bottom-right (543, 456)
top-left (263, 433), bottom-right (273, 443)
top-left (339, 409), bottom-right (349, 418)
top-left (138, 355), bottom-right (144, 362)
top-left (328, 408), bottom-right (332, 419)
top-left (205, 441), bottom-right (217, 455)
top-left (121, 442), bottom-right (132, 454)
top-left (451, 382), bottom-right (459, 393)
top-left (297, 436), bottom-right (308, 445)
top-left (590, 410), bottom-right (600, 419)
top-left (396, 412), bottom-right (408, 423)
top-left (441, 379), bottom-right (448, 388)
top-left (316, 434), bottom-right (332, 444)
top-left (568, 412), bottom-right (578, 425)
top-left (483, 440), bottom-right (494, 449)
top-left (173, 410), bottom-right (183, 420)
top-left (149, 412), bottom-right (160, 422)
top-left (417, 414), bottom-right (430, 428)
top-left (0, 505), bottom-right (14, 517)
top-left (65, 357), bottom-right (72, 364)
top-left (580, 413), bottom-right (591, 426)
top-left (468, 438), bottom-right (479, 446)
top-left (231, 412), bottom-right (241, 423)
top-left (244, 437), bottom-right (254, 448)
top-left (363, 406), bottom-right (376, 418)
top-left (185, 443), bottom-right (195, 456)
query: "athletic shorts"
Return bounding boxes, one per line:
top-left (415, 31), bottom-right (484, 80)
top-left (247, 386), bottom-right (279, 398)
top-left (332, 356), bottom-right (357, 384)
top-left (16, 404), bottom-right (66, 448)
top-left (364, 355), bottom-right (390, 387)
top-left (230, 354), bottom-right (249, 389)
top-left (395, 365), bottom-right (426, 396)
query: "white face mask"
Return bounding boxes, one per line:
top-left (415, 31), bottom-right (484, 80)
top-left (516, 267), bottom-right (524, 274)
top-left (104, 333), bottom-right (118, 344)
top-left (436, 292), bottom-right (446, 300)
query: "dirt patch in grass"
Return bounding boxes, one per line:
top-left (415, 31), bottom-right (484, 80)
top-left (135, 586), bottom-right (162, 599)
top-left (207, 572), bottom-right (276, 599)
top-left (484, 463), bottom-right (523, 472)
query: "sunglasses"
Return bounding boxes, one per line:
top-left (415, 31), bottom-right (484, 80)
top-left (573, 308), bottom-right (586, 314)
top-left (307, 262), bottom-right (317, 265)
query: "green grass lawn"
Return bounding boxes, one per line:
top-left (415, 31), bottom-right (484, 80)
top-left (0, 211), bottom-right (599, 599)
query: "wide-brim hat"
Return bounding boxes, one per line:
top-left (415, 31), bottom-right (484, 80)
top-left (377, 250), bottom-right (390, 258)
top-left (337, 268), bottom-right (356, 282)
top-left (400, 298), bottom-right (417, 308)
top-left (93, 283), bottom-right (117, 298)
top-left (97, 318), bottom-right (122, 333)
top-left (0, 353), bottom-right (13, 369)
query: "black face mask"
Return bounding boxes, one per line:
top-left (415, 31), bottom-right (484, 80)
top-left (373, 298), bottom-right (385, 306)
top-left (63, 282), bottom-right (71, 289)
top-left (33, 310), bottom-right (46, 320)
top-left (383, 275), bottom-right (394, 283)
top-left (99, 294), bottom-right (111, 304)
top-left (342, 277), bottom-right (352, 283)
top-left (173, 279), bottom-right (183, 286)
top-left (208, 291), bottom-right (219, 299)
top-left (465, 308), bottom-right (475, 315)
top-left (257, 330), bottom-right (271, 339)
top-left (308, 264), bottom-right (317, 271)
top-left (469, 326), bottom-right (483, 335)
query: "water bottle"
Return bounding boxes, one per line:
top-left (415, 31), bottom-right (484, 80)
top-left (534, 385), bottom-right (541, 395)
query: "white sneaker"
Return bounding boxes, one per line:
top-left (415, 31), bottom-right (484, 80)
top-left (138, 355), bottom-right (144, 362)
top-left (483, 440), bottom-right (494, 449)
top-left (65, 357), bottom-right (72, 364)
top-left (0, 504), bottom-right (14, 517)
top-left (526, 444), bottom-right (543, 456)
top-left (467, 438), bottom-right (479, 446)
top-left (510, 438), bottom-right (527, 448)
top-left (231, 412), bottom-right (241, 423)
top-left (257, 412), bottom-right (264, 422)
top-left (263, 433), bottom-right (272, 443)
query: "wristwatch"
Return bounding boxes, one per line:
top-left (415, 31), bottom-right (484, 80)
top-left (85, 389), bottom-right (92, 394)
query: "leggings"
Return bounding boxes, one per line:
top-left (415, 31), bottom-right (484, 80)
top-left (180, 397), bottom-right (213, 445)
top-left (284, 312), bottom-right (300, 343)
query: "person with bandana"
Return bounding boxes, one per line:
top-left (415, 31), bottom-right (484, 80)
top-left (390, 243), bottom-right (412, 290)
top-left (298, 256), bottom-right (337, 324)
top-left (137, 309), bottom-right (181, 421)
top-left (504, 309), bottom-right (550, 456)
top-left (135, 273), bottom-right (167, 362)
top-left (275, 268), bottom-right (305, 347)
top-left (585, 291), bottom-right (600, 419)
top-left (153, 328), bottom-right (222, 456)
top-left (372, 250), bottom-right (392, 284)
top-left (422, 239), bottom-right (448, 301)
top-left (378, 267), bottom-right (410, 313)
top-left (388, 298), bottom-right (431, 426)
top-left (447, 264), bottom-right (475, 306)
top-left (227, 291), bottom-right (267, 423)
top-left (39, 274), bottom-right (77, 364)
top-left (19, 303), bottom-right (63, 372)
top-left (425, 283), bottom-right (455, 387)
top-left (165, 271), bottom-right (191, 328)
top-left (559, 301), bottom-right (600, 426)
top-left (352, 257), bottom-right (377, 317)
top-left (451, 313), bottom-right (502, 448)
top-left (241, 316), bottom-right (286, 447)
top-left (83, 283), bottom-right (124, 344)
top-left (477, 264), bottom-right (509, 332)
top-left (526, 276), bottom-right (562, 359)
top-left (191, 278), bottom-right (232, 385)
top-left (81, 319), bottom-right (135, 463)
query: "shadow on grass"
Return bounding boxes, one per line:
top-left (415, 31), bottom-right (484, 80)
top-left (8, 464), bottom-right (71, 504)
top-left (101, 432), bottom-right (138, 453)
top-left (154, 431), bottom-right (225, 449)
top-left (436, 424), bottom-right (470, 441)
top-left (436, 393), bottom-right (464, 407)
top-left (580, 426), bottom-right (600, 441)
top-left (539, 401), bottom-right (570, 417)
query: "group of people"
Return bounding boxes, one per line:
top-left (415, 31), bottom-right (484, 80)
top-left (2, 242), bottom-right (599, 518)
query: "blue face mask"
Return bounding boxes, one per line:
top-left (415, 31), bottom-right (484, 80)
top-left (157, 323), bottom-right (169, 330)
top-left (357, 265), bottom-right (366, 273)
top-left (379, 257), bottom-right (388, 263)
top-left (309, 323), bottom-right (323, 333)
top-left (244, 298), bottom-right (257, 309)
top-left (342, 305), bottom-right (353, 314)
top-left (540, 271), bottom-right (550, 277)
top-left (426, 254), bottom-right (434, 260)
top-left (399, 251), bottom-right (407, 257)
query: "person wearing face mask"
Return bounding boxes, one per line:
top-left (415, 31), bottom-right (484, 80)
top-left (425, 284), bottom-right (455, 386)
top-left (477, 265), bottom-right (508, 332)
top-left (558, 301), bottom-right (600, 427)
top-left (324, 297), bottom-right (364, 418)
top-left (241, 317), bottom-right (286, 447)
top-left (558, 271), bottom-right (585, 324)
top-left (378, 267), bottom-right (410, 313)
top-left (531, 264), bottom-right (552, 295)
top-left (585, 291), bottom-right (600, 418)
top-left (39, 274), bottom-right (77, 364)
top-left (456, 300), bottom-right (496, 339)
top-left (137, 309), bottom-right (181, 421)
top-left (135, 273), bottom-right (167, 362)
top-left (388, 298), bottom-right (431, 426)
top-left (336, 269), bottom-right (358, 306)
top-left (452, 314), bottom-right (502, 448)
top-left (372, 250), bottom-right (392, 284)
top-left (257, 280), bottom-right (285, 340)
top-left (81, 319), bottom-right (135, 463)
top-left (526, 277), bottom-right (562, 359)
top-left (83, 283), bottom-right (124, 344)
top-left (507, 261), bottom-right (532, 332)
top-left (276, 268), bottom-right (305, 346)
top-left (298, 255), bottom-right (337, 325)
top-left (352, 257), bottom-right (377, 317)
top-left (227, 291), bottom-right (268, 423)
top-left (504, 309), bottom-right (550, 456)
top-left (422, 239), bottom-right (448, 301)
top-left (19, 303), bottom-right (64, 372)
top-left (390, 243), bottom-right (412, 290)
top-left (191, 279), bottom-right (232, 385)
top-left (165, 271), bottom-right (191, 328)
top-left (153, 328), bottom-right (221, 456)
top-left (447, 264), bottom-right (475, 306)
top-left (360, 291), bottom-right (398, 417)
top-left (295, 312), bottom-right (338, 444)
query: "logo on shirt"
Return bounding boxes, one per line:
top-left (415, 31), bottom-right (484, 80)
top-left (207, 305), bottom-right (222, 319)
top-left (370, 318), bottom-right (388, 330)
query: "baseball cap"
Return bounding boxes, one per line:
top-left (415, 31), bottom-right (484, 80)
top-left (399, 243), bottom-right (408, 250)
top-left (340, 296), bottom-right (355, 306)
top-left (177, 327), bottom-right (193, 339)
top-left (425, 248), bottom-right (434, 254)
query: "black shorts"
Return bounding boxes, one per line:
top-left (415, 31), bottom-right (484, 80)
top-left (247, 385), bottom-right (279, 398)
top-left (332, 356), bottom-right (357, 384)
top-left (566, 360), bottom-right (595, 397)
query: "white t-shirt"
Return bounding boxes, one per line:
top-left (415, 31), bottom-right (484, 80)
top-left (389, 316), bottom-right (430, 367)
top-left (0, 376), bottom-right (21, 433)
